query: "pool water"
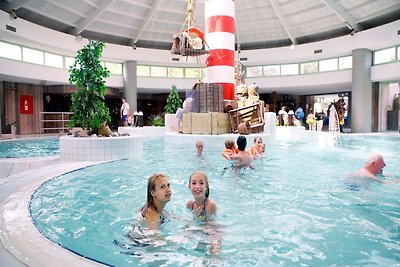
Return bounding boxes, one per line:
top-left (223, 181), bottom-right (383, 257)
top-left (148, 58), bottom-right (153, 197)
top-left (0, 137), bottom-right (59, 158)
top-left (29, 135), bottom-right (400, 266)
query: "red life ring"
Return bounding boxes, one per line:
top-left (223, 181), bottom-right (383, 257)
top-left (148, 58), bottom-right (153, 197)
top-left (184, 27), bottom-right (204, 42)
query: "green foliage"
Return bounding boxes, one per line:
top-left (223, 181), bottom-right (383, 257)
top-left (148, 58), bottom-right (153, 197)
top-left (148, 115), bottom-right (165, 126)
top-left (164, 85), bottom-right (182, 114)
top-left (68, 40), bottom-right (111, 134)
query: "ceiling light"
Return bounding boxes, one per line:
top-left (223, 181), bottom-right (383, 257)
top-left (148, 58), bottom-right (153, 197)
top-left (290, 43), bottom-right (296, 50)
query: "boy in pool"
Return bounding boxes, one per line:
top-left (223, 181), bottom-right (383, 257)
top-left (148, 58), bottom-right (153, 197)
top-left (248, 137), bottom-right (265, 158)
top-left (221, 139), bottom-right (238, 160)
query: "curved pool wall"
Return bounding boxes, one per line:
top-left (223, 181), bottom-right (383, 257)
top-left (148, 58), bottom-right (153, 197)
top-left (60, 135), bottom-right (143, 161)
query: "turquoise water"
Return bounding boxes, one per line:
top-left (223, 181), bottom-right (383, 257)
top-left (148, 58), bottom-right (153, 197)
top-left (30, 135), bottom-right (400, 266)
top-left (0, 137), bottom-right (59, 158)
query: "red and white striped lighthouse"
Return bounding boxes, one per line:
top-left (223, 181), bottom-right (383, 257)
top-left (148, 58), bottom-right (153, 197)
top-left (204, 0), bottom-right (235, 100)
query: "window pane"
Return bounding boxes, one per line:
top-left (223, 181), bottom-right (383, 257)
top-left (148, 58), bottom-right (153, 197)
top-left (374, 47), bottom-right (396, 64)
top-left (168, 67), bottom-right (184, 78)
top-left (246, 66), bottom-right (262, 77)
top-left (0, 41), bottom-right (21, 60)
top-left (137, 65), bottom-right (150, 76)
top-left (319, 58), bottom-right (338, 72)
top-left (44, 52), bottom-right (63, 68)
top-left (65, 57), bottom-right (75, 69)
top-left (23, 47), bottom-right (44, 64)
top-left (105, 62), bottom-right (123, 75)
top-left (185, 68), bottom-right (200, 78)
top-left (339, 56), bottom-right (352, 69)
top-left (281, 64), bottom-right (298, 75)
top-left (263, 65), bottom-right (280, 76)
top-left (398, 46), bottom-right (400, 60)
top-left (151, 66), bottom-right (167, 77)
top-left (300, 61), bottom-right (318, 74)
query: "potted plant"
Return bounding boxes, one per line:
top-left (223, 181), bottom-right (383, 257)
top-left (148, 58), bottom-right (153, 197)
top-left (164, 85), bottom-right (182, 132)
top-left (68, 40), bottom-right (111, 135)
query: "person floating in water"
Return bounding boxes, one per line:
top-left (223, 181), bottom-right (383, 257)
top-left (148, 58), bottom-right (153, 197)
top-left (345, 154), bottom-right (399, 186)
top-left (137, 173), bottom-right (172, 230)
top-left (248, 137), bottom-right (265, 158)
top-left (186, 171), bottom-right (217, 220)
top-left (195, 140), bottom-right (204, 157)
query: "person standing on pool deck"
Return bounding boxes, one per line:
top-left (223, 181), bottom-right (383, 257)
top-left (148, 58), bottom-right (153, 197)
top-left (120, 97), bottom-right (130, 126)
top-left (139, 173), bottom-right (172, 230)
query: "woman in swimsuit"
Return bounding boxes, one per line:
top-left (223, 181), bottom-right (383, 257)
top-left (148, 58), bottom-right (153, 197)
top-left (139, 173), bottom-right (172, 230)
top-left (186, 171), bottom-right (217, 220)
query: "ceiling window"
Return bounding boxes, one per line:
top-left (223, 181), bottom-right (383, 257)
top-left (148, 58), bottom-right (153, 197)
top-left (374, 47), bottom-right (396, 64)
top-left (45, 52), bottom-right (63, 68)
top-left (0, 41), bottom-right (21, 60)
top-left (300, 61), bottom-right (318, 74)
top-left (319, 58), bottom-right (338, 72)
top-left (263, 65), bottom-right (280, 76)
top-left (281, 64), bottom-right (298, 76)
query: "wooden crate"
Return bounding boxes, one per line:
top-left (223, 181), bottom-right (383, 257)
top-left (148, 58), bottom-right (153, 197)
top-left (190, 83), bottom-right (224, 113)
top-left (182, 113), bottom-right (192, 134)
top-left (191, 113), bottom-right (212, 134)
top-left (228, 102), bottom-right (265, 133)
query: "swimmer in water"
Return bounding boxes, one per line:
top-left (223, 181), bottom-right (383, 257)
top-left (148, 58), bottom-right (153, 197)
top-left (186, 171), bottom-right (217, 220)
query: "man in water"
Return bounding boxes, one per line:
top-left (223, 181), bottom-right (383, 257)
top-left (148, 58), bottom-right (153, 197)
top-left (352, 153), bottom-right (399, 184)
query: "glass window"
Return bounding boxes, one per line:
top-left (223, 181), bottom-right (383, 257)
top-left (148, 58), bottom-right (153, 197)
top-left (65, 57), bottom-right (75, 69)
top-left (300, 61), bottom-right (318, 74)
top-left (105, 62), bottom-right (123, 75)
top-left (339, 56), bottom-right (352, 69)
top-left (263, 65), bottom-right (280, 76)
top-left (44, 52), bottom-right (63, 68)
top-left (168, 67), bottom-right (184, 78)
top-left (319, 58), bottom-right (338, 72)
top-left (150, 66), bottom-right (167, 77)
top-left (22, 47), bottom-right (44, 65)
top-left (246, 66), bottom-right (262, 77)
top-left (398, 46), bottom-right (400, 60)
top-left (281, 63), bottom-right (298, 75)
top-left (374, 47), bottom-right (396, 64)
top-left (185, 68), bottom-right (200, 78)
top-left (137, 65), bottom-right (150, 76)
top-left (0, 41), bottom-right (21, 60)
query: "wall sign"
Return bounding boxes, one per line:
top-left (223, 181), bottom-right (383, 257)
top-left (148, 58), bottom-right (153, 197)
top-left (20, 95), bottom-right (34, 114)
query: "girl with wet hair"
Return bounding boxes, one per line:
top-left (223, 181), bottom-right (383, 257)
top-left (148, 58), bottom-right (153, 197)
top-left (186, 171), bottom-right (217, 220)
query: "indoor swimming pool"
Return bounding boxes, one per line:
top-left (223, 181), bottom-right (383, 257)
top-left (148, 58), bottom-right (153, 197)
top-left (0, 137), bottom-right (59, 158)
top-left (29, 134), bottom-right (400, 266)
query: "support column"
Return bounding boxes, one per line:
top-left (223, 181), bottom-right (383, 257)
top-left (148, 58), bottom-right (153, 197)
top-left (351, 48), bottom-right (373, 133)
top-left (0, 81), bottom-right (3, 136)
top-left (205, 0), bottom-right (235, 100)
top-left (123, 61), bottom-right (138, 112)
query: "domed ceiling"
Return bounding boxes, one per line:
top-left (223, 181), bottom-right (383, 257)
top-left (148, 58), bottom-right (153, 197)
top-left (1, 0), bottom-right (399, 50)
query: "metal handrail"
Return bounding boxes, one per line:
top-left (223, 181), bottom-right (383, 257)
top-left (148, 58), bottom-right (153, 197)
top-left (39, 112), bottom-right (73, 135)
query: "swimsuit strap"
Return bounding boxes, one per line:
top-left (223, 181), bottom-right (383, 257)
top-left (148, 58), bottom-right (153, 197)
top-left (191, 198), bottom-right (207, 212)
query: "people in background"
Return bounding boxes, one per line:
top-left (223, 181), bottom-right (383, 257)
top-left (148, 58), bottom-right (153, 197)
top-left (306, 109), bottom-right (316, 131)
top-left (120, 97), bottom-right (130, 126)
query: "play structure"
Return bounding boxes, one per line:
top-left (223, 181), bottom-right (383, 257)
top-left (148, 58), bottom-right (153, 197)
top-left (171, 0), bottom-right (265, 135)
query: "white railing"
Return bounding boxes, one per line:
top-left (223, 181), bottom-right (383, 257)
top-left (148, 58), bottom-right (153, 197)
top-left (39, 112), bottom-right (73, 135)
